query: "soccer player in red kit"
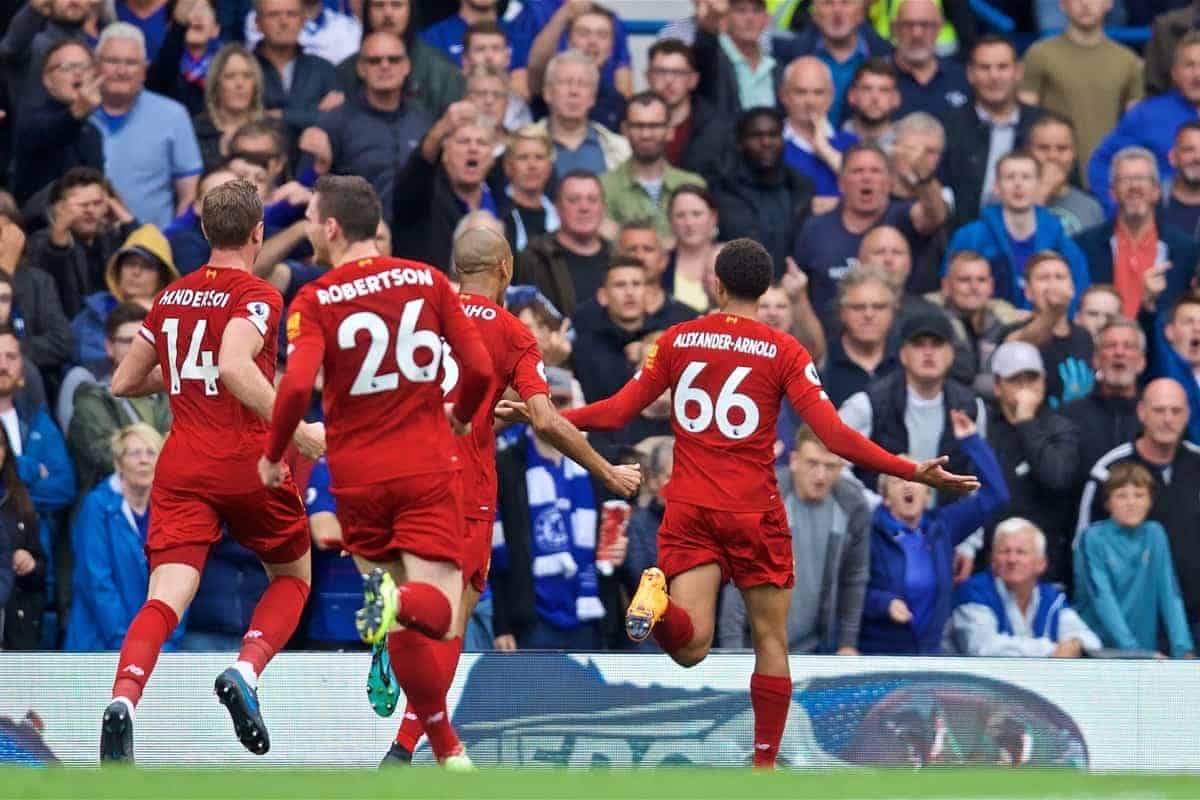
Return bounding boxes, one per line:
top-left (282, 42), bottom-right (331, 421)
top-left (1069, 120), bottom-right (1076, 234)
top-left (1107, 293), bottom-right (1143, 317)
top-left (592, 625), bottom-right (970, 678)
top-left (258, 176), bottom-right (492, 769)
top-left (100, 180), bottom-right (326, 763)
top-left (376, 227), bottom-right (642, 765)
top-left (500, 239), bottom-right (981, 769)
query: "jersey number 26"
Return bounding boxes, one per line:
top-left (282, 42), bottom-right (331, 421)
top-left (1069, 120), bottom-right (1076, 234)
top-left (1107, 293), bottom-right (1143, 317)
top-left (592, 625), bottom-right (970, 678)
top-left (337, 299), bottom-right (444, 396)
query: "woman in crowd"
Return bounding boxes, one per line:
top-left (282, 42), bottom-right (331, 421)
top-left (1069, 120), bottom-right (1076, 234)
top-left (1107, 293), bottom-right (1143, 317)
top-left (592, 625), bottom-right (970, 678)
top-left (860, 410), bottom-right (1009, 655)
top-left (191, 43), bottom-right (268, 169)
top-left (665, 185), bottom-right (720, 313)
top-left (65, 424), bottom-right (182, 651)
top-left (0, 424), bottom-right (45, 651)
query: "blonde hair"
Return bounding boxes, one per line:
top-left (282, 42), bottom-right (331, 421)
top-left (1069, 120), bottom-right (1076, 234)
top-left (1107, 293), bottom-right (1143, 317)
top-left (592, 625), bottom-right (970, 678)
top-left (508, 123), bottom-right (555, 160)
top-left (111, 422), bottom-right (164, 467)
top-left (205, 44), bottom-right (265, 124)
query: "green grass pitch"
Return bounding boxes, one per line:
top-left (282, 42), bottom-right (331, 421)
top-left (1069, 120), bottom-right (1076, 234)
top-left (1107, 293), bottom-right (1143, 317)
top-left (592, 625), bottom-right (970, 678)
top-left (4, 767), bottom-right (1198, 799)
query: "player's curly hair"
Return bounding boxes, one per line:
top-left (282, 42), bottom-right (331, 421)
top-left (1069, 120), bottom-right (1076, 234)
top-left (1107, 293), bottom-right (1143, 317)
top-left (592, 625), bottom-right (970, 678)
top-left (714, 239), bottom-right (772, 302)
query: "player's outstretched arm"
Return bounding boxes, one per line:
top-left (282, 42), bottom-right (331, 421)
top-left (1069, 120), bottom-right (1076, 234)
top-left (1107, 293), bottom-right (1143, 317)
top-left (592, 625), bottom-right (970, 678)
top-left (110, 337), bottom-right (164, 398)
top-left (525, 393), bottom-right (642, 498)
top-left (560, 372), bottom-right (668, 433)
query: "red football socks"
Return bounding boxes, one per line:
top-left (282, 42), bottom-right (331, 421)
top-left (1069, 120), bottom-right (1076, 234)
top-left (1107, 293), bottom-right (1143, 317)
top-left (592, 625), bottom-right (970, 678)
top-left (112, 599), bottom-right (180, 706)
top-left (749, 672), bottom-right (793, 768)
top-left (238, 576), bottom-right (310, 676)
top-left (652, 599), bottom-right (696, 654)
top-left (394, 636), bottom-right (463, 752)
top-left (395, 582), bottom-right (452, 640)
top-left (387, 629), bottom-right (462, 760)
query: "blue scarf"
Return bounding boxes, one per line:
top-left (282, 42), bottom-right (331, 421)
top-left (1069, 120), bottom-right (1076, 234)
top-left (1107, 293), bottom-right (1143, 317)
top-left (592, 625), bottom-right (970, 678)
top-left (181, 39), bottom-right (220, 88)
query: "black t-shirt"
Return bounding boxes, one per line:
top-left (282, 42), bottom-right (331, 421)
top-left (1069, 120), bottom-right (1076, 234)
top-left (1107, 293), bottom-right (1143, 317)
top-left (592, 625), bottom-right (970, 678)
top-left (1165, 196), bottom-right (1200, 241)
top-left (504, 203), bottom-right (548, 253)
top-left (996, 320), bottom-right (1094, 407)
top-left (794, 200), bottom-right (926, 317)
top-left (565, 248), bottom-right (610, 308)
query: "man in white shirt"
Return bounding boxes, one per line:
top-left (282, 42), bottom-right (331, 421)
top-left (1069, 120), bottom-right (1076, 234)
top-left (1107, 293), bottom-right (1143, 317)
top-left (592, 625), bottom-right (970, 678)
top-left (950, 517), bottom-right (1100, 657)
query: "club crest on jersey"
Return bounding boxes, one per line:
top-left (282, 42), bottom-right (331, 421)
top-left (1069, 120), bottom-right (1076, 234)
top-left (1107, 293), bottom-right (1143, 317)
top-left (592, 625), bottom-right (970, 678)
top-left (205, 268), bottom-right (217, 279)
top-left (287, 311), bottom-right (302, 341)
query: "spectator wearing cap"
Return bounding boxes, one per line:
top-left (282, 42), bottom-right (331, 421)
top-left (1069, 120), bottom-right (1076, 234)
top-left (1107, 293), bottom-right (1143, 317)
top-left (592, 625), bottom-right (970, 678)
top-left (90, 23), bottom-right (204, 230)
top-left (980, 341), bottom-right (1081, 587)
top-left (950, 516), bottom-right (1100, 657)
top-left (840, 308), bottom-right (986, 498)
top-left (71, 224), bottom-right (178, 365)
top-left (1076, 379), bottom-right (1200, 643)
top-left (993, 252), bottom-right (1095, 409)
top-left (720, 424), bottom-right (871, 654)
top-left (600, 91), bottom-right (705, 242)
top-left (492, 366), bottom-right (605, 650)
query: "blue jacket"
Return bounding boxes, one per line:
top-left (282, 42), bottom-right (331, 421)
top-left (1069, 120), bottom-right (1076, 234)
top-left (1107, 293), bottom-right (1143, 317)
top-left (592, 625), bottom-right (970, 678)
top-left (1141, 307), bottom-right (1200, 445)
top-left (859, 434), bottom-right (1010, 655)
top-left (954, 571), bottom-right (1064, 641)
top-left (70, 292), bottom-right (118, 366)
top-left (16, 401), bottom-right (76, 582)
top-left (943, 204), bottom-right (1091, 316)
top-left (1088, 90), bottom-right (1198, 216)
top-left (64, 476), bottom-right (183, 651)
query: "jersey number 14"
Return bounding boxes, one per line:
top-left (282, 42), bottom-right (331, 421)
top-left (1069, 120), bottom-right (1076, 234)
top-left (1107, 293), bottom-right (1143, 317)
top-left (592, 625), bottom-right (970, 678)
top-left (162, 317), bottom-right (220, 396)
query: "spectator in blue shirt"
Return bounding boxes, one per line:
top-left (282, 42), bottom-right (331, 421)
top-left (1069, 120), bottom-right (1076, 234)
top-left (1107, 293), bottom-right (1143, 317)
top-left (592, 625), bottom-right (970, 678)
top-left (116, 0), bottom-right (170, 62)
top-left (90, 22), bottom-right (204, 229)
top-left (792, 0), bottom-right (892, 124)
top-left (1088, 32), bottom-right (1200, 214)
top-left (66, 423), bottom-right (181, 651)
top-left (1074, 462), bottom-right (1195, 658)
top-left (779, 56), bottom-right (858, 209)
top-left (420, 0), bottom-right (529, 82)
top-left (302, 456), bottom-right (362, 647)
top-left (888, 0), bottom-right (971, 124)
top-left (859, 409), bottom-right (1010, 655)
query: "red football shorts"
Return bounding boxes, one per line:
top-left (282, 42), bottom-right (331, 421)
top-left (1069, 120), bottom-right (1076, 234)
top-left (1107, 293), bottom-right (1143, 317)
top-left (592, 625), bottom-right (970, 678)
top-left (332, 470), bottom-right (464, 568)
top-left (147, 475), bottom-right (309, 572)
top-left (462, 517), bottom-right (494, 593)
top-left (657, 500), bottom-right (794, 590)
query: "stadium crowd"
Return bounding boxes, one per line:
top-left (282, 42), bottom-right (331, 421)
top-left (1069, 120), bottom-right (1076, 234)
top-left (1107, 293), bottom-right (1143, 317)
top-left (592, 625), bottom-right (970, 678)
top-left (0, 0), bottom-right (1198, 661)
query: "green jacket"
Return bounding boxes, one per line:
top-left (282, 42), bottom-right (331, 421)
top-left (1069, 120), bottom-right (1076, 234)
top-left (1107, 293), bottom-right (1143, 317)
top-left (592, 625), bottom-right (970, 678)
top-left (600, 160), bottom-right (706, 241)
top-left (66, 382), bottom-right (171, 495)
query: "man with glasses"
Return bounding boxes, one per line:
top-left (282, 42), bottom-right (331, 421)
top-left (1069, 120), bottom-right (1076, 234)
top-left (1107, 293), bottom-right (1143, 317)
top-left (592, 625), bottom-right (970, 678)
top-left (298, 31), bottom-right (432, 220)
top-left (463, 21), bottom-right (532, 127)
top-left (820, 263), bottom-right (899, 407)
top-left (600, 92), bottom-right (705, 240)
top-left (1075, 147), bottom-right (1198, 319)
top-left (90, 22), bottom-right (202, 230)
top-left (11, 39), bottom-right (103, 205)
top-left (889, 0), bottom-right (970, 119)
top-left (645, 38), bottom-right (731, 181)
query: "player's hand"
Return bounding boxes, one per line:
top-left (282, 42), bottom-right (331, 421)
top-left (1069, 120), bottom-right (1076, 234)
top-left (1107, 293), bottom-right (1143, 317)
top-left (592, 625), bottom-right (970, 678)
top-left (494, 634), bottom-right (517, 651)
top-left (948, 409), bottom-right (976, 440)
top-left (603, 462), bottom-right (642, 498)
top-left (494, 399), bottom-right (531, 424)
top-left (445, 403), bottom-right (471, 435)
top-left (258, 456), bottom-right (285, 488)
top-left (293, 421), bottom-right (326, 459)
top-left (953, 550), bottom-right (974, 584)
top-left (888, 598), bottom-right (912, 624)
top-left (911, 456), bottom-right (980, 495)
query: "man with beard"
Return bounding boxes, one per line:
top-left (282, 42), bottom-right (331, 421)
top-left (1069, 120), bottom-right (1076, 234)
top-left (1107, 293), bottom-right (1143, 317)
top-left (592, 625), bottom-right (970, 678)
top-left (843, 58), bottom-right (900, 148)
top-left (645, 38), bottom-right (732, 181)
top-left (391, 99), bottom-right (503, 271)
top-left (1142, 291), bottom-right (1200, 446)
top-left (711, 107), bottom-right (815, 275)
top-left (1061, 318), bottom-right (1146, 489)
top-left (601, 92), bottom-right (705, 240)
top-left (1165, 121), bottom-right (1200, 239)
top-left (10, 40), bottom-right (103, 205)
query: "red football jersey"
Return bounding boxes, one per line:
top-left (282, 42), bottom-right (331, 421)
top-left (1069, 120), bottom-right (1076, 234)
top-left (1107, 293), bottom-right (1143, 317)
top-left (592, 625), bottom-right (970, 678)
top-left (138, 266), bottom-right (281, 494)
top-left (270, 257), bottom-right (492, 488)
top-left (563, 313), bottom-right (914, 512)
top-left (451, 292), bottom-right (549, 520)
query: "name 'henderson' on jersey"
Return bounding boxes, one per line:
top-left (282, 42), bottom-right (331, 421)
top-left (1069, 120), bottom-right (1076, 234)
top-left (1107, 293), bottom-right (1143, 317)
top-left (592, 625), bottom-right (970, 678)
top-left (267, 256), bottom-right (493, 487)
top-left (138, 266), bottom-right (282, 494)
top-left (562, 313), bottom-right (914, 512)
